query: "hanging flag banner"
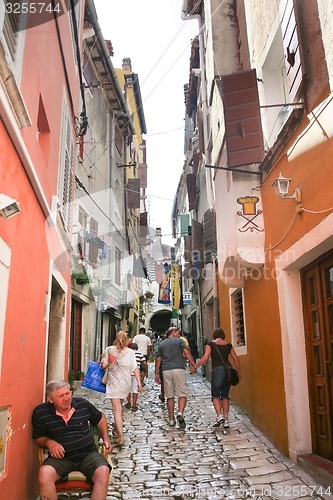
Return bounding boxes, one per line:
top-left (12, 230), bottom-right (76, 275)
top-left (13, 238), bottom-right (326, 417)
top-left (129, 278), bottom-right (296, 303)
top-left (158, 263), bottom-right (171, 304)
top-left (171, 264), bottom-right (181, 310)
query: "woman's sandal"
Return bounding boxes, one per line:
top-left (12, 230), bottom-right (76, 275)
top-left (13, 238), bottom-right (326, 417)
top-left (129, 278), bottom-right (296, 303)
top-left (132, 406), bottom-right (138, 412)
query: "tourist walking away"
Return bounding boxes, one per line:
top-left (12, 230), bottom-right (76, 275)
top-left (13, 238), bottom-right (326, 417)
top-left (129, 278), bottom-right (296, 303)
top-left (126, 342), bottom-right (147, 411)
top-left (101, 330), bottom-right (142, 446)
top-left (132, 326), bottom-right (152, 383)
top-left (32, 380), bottom-right (111, 500)
top-left (195, 327), bottom-right (241, 429)
top-left (186, 333), bottom-right (199, 360)
top-left (155, 326), bottom-right (197, 428)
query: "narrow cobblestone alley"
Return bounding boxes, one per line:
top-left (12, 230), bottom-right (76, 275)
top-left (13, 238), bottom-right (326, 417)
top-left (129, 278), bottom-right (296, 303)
top-left (73, 365), bottom-right (331, 500)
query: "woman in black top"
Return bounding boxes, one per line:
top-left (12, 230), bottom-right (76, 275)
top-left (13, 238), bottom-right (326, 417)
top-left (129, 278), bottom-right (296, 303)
top-left (195, 327), bottom-right (241, 428)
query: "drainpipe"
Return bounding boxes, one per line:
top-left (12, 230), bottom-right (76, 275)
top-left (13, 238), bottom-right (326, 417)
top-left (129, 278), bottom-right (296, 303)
top-left (86, 0), bottom-right (135, 136)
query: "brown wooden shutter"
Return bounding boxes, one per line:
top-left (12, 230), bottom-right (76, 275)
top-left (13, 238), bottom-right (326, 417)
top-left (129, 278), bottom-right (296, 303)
top-left (140, 211), bottom-right (148, 238)
top-left (139, 163), bottom-right (147, 189)
top-left (280, 0), bottom-right (305, 102)
top-left (127, 178), bottom-right (140, 208)
top-left (203, 209), bottom-right (217, 264)
top-left (186, 174), bottom-right (196, 211)
top-left (221, 69), bottom-right (264, 167)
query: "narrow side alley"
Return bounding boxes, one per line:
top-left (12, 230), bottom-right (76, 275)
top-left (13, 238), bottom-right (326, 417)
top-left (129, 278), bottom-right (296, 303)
top-left (74, 365), bottom-right (331, 500)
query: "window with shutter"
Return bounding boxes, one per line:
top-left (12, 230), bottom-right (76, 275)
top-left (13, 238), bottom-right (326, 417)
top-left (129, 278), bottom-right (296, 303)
top-left (78, 207), bottom-right (88, 258)
top-left (179, 214), bottom-right (190, 237)
top-left (203, 209), bottom-right (217, 265)
top-left (139, 211), bottom-right (148, 239)
top-left (186, 174), bottom-right (196, 211)
top-left (231, 288), bottom-right (246, 347)
top-left (60, 113), bottom-right (74, 232)
top-left (127, 178), bottom-right (140, 209)
top-left (280, 0), bottom-right (305, 103)
top-left (89, 217), bottom-right (98, 264)
top-left (220, 69), bottom-right (265, 168)
top-left (3, 2), bottom-right (21, 60)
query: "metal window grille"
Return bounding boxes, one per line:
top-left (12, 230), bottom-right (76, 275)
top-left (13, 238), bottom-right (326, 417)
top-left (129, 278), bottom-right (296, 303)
top-left (231, 288), bottom-right (246, 347)
top-left (3, 1), bottom-right (20, 60)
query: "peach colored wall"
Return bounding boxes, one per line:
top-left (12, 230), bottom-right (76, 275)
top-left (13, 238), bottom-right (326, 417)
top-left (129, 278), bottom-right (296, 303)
top-left (217, 103), bottom-right (333, 456)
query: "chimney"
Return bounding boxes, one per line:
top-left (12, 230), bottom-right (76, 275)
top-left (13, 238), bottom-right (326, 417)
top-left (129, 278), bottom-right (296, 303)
top-left (122, 57), bottom-right (132, 71)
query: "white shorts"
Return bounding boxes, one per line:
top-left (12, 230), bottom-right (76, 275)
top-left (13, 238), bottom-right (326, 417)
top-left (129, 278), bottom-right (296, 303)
top-left (130, 375), bottom-right (139, 393)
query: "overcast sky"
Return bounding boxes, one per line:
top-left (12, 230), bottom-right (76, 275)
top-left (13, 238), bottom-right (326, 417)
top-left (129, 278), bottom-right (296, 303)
top-left (93, 0), bottom-right (198, 245)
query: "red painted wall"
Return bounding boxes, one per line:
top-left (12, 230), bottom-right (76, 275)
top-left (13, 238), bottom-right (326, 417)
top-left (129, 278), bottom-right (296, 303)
top-left (0, 7), bottom-right (82, 498)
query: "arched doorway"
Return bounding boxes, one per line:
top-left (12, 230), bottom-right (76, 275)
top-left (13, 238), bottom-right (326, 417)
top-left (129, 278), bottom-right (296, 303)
top-left (149, 309), bottom-right (172, 335)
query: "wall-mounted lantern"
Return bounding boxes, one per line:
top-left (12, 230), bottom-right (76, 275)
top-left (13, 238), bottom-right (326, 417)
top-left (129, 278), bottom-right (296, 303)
top-left (0, 194), bottom-right (21, 219)
top-left (272, 173), bottom-right (302, 203)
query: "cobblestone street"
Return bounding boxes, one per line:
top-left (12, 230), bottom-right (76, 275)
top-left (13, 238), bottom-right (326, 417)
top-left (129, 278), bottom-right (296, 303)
top-left (74, 365), bottom-right (331, 500)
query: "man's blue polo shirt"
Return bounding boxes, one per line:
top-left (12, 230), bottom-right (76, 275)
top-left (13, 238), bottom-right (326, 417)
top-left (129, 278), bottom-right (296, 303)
top-left (32, 397), bottom-right (102, 461)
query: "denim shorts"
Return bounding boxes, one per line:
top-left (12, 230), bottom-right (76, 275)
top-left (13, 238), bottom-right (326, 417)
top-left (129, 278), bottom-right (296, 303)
top-left (211, 365), bottom-right (230, 400)
top-left (42, 450), bottom-right (111, 482)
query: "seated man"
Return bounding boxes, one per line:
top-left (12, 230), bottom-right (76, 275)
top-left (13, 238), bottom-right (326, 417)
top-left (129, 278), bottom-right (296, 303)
top-left (32, 380), bottom-right (111, 500)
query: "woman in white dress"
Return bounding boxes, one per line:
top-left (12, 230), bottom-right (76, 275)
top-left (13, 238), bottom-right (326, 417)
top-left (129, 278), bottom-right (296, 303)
top-left (101, 331), bottom-right (142, 446)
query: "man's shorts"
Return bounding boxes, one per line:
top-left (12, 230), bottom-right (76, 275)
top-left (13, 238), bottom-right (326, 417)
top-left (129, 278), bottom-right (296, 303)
top-left (163, 369), bottom-right (188, 399)
top-left (42, 450), bottom-right (111, 483)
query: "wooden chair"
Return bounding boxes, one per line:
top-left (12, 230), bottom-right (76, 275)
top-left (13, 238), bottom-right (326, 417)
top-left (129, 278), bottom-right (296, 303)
top-left (37, 428), bottom-right (112, 495)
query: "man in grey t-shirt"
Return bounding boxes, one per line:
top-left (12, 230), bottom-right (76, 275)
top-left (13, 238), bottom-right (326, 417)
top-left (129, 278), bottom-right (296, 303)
top-left (155, 326), bottom-right (197, 428)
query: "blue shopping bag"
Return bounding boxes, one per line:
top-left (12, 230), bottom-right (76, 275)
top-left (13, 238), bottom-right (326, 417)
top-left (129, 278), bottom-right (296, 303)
top-left (81, 361), bottom-right (106, 393)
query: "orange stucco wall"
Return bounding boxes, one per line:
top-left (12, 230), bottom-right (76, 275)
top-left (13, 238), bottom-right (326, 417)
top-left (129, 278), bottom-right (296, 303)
top-left (217, 106), bottom-right (333, 456)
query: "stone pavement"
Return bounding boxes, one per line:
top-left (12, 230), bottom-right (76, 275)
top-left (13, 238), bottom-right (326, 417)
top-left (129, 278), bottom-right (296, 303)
top-left (74, 364), bottom-right (332, 500)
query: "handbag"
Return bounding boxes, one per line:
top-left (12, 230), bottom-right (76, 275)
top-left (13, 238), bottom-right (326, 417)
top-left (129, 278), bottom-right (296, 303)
top-left (101, 365), bottom-right (108, 385)
top-left (81, 361), bottom-right (106, 393)
top-left (212, 342), bottom-right (240, 386)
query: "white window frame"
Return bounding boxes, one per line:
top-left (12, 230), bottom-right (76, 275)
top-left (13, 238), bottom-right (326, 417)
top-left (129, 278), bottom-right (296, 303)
top-left (58, 100), bottom-right (75, 233)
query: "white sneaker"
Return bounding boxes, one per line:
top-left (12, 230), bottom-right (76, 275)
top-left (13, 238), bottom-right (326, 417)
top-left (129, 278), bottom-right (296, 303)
top-left (213, 416), bottom-right (225, 428)
top-left (223, 419), bottom-right (229, 429)
top-left (169, 419), bottom-right (175, 426)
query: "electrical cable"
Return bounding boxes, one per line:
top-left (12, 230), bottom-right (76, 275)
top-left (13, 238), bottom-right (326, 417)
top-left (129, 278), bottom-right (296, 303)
top-left (51, 0), bottom-right (76, 127)
top-left (264, 212), bottom-right (298, 251)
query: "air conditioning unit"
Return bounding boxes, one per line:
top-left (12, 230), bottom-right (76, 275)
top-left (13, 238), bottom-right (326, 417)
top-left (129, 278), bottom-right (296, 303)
top-left (122, 290), bottom-right (134, 306)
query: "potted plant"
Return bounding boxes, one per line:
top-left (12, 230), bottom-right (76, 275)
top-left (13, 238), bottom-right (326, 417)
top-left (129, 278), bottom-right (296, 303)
top-left (144, 291), bottom-right (154, 300)
top-left (76, 371), bottom-right (85, 381)
top-left (72, 271), bottom-right (90, 285)
top-left (68, 369), bottom-right (76, 391)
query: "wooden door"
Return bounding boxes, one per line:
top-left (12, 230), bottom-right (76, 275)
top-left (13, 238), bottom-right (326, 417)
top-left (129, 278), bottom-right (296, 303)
top-left (302, 254), bottom-right (333, 460)
top-left (71, 300), bottom-right (82, 373)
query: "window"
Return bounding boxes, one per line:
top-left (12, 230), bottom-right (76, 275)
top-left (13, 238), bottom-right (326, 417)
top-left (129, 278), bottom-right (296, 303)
top-left (59, 107), bottom-right (74, 232)
top-left (230, 288), bottom-right (246, 347)
top-left (114, 248), bottom-right (121, 285)
top-left (261, 29), bottom-right (291, 148)
top-left (89, 217), bottom-right (98, 264)
top-left (77, 206), bottom-right (88, 258)
top-left (2, 1), bottom-right (21, 60)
